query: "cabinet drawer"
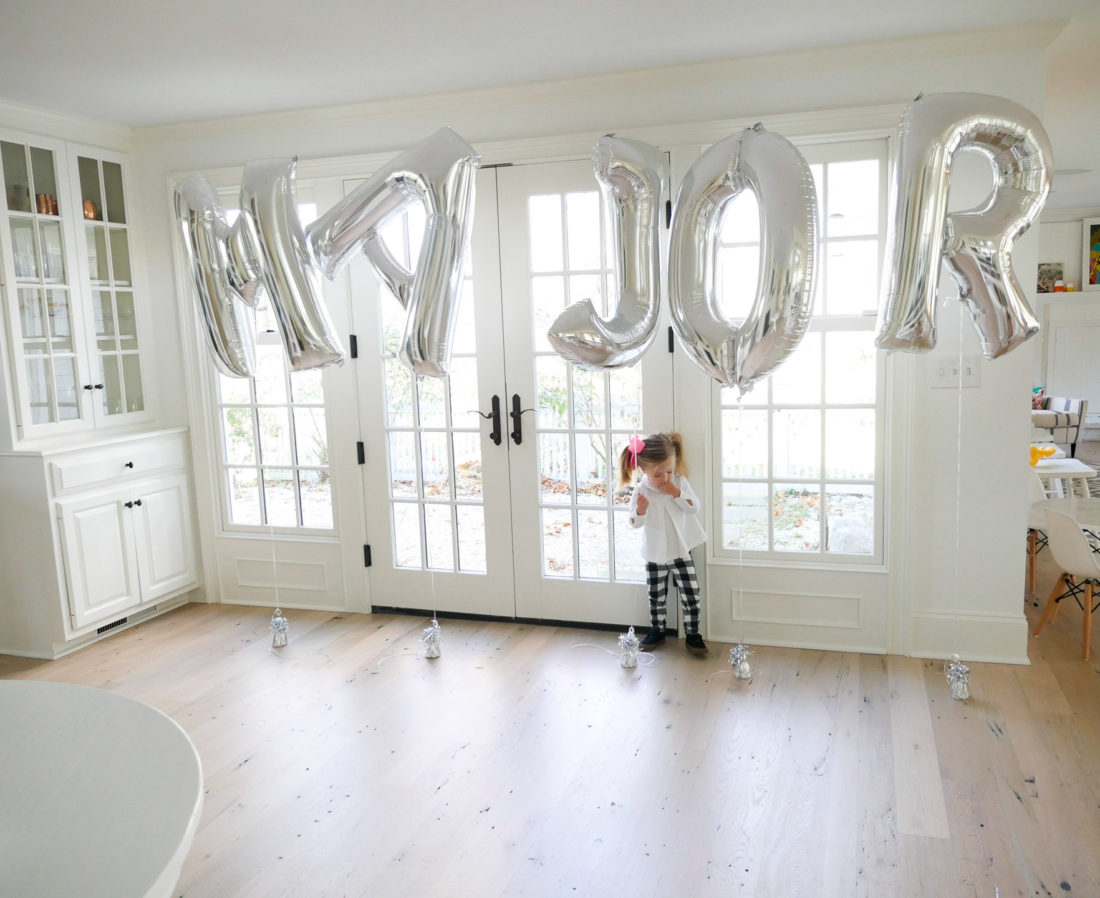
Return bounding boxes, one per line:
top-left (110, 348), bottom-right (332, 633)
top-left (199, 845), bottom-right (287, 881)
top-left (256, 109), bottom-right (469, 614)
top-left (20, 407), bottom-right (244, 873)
top-left (51, 434), bottom-right (188, 493)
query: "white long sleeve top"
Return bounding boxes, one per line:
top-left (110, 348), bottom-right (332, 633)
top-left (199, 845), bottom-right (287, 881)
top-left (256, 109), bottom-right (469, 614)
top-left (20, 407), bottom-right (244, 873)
top-left (628, 473), bottom-right (707, 564)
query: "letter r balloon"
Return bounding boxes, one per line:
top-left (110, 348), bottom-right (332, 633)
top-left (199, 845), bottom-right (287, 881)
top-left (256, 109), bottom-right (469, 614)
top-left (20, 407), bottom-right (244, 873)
top-left (875, 93), bottom-right (1052, 359)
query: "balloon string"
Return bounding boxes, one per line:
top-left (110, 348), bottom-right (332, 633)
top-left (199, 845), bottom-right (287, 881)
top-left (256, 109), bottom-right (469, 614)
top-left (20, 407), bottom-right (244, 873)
top-left (953, 302), bottom-right (964, 659)
top-left (738, 397), bottom-right (745, 644)
top-left (270, 522), bottom-right (280, 610)
top-left (567, 643), bottom-right (659, 666)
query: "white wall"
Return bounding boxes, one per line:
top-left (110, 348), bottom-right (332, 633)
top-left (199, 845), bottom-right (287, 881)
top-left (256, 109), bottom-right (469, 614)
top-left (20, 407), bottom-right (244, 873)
top-left (126, 24), bottom-right (1053, 661)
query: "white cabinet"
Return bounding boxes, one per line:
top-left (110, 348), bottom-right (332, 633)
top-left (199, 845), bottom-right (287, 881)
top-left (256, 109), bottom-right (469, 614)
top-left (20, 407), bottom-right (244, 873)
top-left (0, 131), bottom-right (151, 444)
top-left (0, 428), bottom-right (200, 659)
top-left (59, 472), bottom-right (197, 630)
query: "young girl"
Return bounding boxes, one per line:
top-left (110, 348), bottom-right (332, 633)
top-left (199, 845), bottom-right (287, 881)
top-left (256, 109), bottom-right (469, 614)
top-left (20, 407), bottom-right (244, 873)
top-left (617, 432), bottom-right (708, 654)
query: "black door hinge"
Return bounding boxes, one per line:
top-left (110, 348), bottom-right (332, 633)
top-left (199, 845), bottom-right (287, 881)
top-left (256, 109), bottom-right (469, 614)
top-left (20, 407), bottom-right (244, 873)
top-left (665, 199), bottom-right (672, 229)
top-left (349, 334), bottom-right (358, 359)
top-left (668, 326), bottom-right (674, 353)
top-left (363, 545), bottom-right (372, 567)
top-left (356, 441), bottom-right (365, 464)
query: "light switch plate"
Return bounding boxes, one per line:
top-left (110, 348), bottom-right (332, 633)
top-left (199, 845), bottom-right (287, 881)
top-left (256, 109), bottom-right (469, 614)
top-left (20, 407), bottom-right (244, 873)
top-left (931, 354), bottom-right (981, 388)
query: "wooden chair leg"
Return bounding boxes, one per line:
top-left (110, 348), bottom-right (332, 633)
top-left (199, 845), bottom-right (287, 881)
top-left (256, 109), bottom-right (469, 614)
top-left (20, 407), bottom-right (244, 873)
top-left (1034, 574), bottom-right (1067, 636)
top-left (1052, 575), bottom-right (1071, 623)
top-left (1027, 529), bottom-right (1038, 593)
top-left (1085, 581), bottom-right (1093, 661)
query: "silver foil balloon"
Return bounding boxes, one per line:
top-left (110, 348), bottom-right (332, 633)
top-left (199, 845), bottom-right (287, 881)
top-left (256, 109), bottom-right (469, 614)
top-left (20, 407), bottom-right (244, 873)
top-left (547, 136), bottom-right (665, 369)
top-left (669, 124), bottom-right (817, 393)
top-left (307, 127), bottom-right (479, 377)
top-left (875, 93), bottom-right (1052, 359)
top-left (173, 175), bottom-right (257, 377)
top-left (238, 158), bottom-right (345, 371)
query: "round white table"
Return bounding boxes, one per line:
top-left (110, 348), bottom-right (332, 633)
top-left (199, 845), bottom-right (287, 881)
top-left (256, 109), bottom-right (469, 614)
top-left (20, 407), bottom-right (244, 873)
top-left (0, 681), bottom-right (203, 898)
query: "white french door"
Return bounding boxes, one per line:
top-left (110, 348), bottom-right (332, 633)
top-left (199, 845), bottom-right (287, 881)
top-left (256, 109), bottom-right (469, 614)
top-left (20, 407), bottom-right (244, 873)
top-left (356, 158), bottom-right (673, 627)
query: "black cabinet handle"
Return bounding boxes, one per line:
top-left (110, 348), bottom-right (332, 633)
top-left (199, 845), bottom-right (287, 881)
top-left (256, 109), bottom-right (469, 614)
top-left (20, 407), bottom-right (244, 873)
top-left (471, 394), bottom-right (502, 446)
top-left (134, 499), bottom-right (142, 507)
top-left (510, 394), bottom-right (535, 445)
top-left (124, 461), bottom-right (134, 468)
top-left (124, 501), bottom-right (133, 509)
top-left (94, 384), bottom-right (104, 390)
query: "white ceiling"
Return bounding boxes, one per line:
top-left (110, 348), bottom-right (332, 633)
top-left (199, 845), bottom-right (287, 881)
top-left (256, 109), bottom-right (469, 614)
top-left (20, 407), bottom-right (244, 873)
top-left (1, 0), bottom-right (1098, 207)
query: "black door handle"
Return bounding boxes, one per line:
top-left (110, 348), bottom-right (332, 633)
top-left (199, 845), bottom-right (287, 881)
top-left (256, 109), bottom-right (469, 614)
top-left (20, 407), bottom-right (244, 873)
top-left (510, 394), bottom-right (535, 445)
top-left (471, 394), bottom-right (502, 446)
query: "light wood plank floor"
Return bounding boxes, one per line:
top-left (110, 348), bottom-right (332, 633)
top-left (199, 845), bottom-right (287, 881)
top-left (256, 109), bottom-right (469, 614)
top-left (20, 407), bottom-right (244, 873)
top-left (2, 557), bottom-right (1098, 897)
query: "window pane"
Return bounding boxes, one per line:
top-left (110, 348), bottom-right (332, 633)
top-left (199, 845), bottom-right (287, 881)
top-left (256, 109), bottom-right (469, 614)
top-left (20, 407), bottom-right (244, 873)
top-left (457, 505), bottom-right (486, 573)
top-left (826, 160), bottom-right (879, 237)
top-left (536, 355), bottom-right (568, 429)
top-left (825, 485), bottom-right (874, 555)
top-left (721, 409), bottom-right (768, 478)
top-left (529, 194), bottom-right (563, 272)
top-left (572, 368), bottom-right (605, 429)
top-left (452, 432), bottom-right (482, 499)
top-left (380, 291), bottom-right (403, 355)
top-left (609, 368), bottom-right (641, 430)
top-left (100, 353), bottom-right (122, 415)
top-left (254, 344), bottom-right (288, 405)
top-left (263, 468), bottom-right (298, 527)
top-left (19, 288), bottom-right (44, 339)
top-left (392, 503), bottom-right (422, 569)
top-left (542, 508), bottom-right (574, 578)
top-left (416, 374), bottom-right (446, 428)
top-left (257, 407), bottom-right (291, 466)
top-left (425, 504), bottom-right (454, 571)
top-left (293, 407), bottom-right (327, 467)
top-left (613, 510), bottom-right (645, 582)
top-left (228, 468), bottom-right (261, 525)
top-left (718, 190), bottom-right (759, 244)
top-left (575, 433), bottom-right (607, 505)
top-left (291, 368), bottom-right (323, 403)
top-left (451, 281), bottom-right (477, 355)
top-left (421, 431), bottom-right (452, 499)
top-left (388, 432), bottom-right (416, 497)
top-left (578, 509), bottom-right (610, 579)
top-left (771, 332), bottom-right (821, 405)
top-left (773, 484), bottom-right (820, 552)
top-left (219, 373), bottom-right (251, 404)
top-left (716, 244), bottom-right (759, 322)
top-left (299, 470), bottom-right (333, 529)
top-left (773, 409), bottom-right (820, 479)
top-left (539, 432), bottom-right (571, 503)
top-left (825, 332), bottom-right (877, 405)
top-left (825, 240), bottom-right (878, 315)
top-left (825, 409), bottom-right (875, 480)
top-left (566, 191), bottom-right (601, 271)
top-left (448, 358), bottom-right (479, 430)
top-left (385, 358), bottom-right (413, 426)
top-left (532, 275), bottom-right (565, 352)
top-left (223, 408), bottom-right (256, 464)
top-left (722, 482), bottom-right (768, 551)
top-left (569, 273), bottom-right (604, 317)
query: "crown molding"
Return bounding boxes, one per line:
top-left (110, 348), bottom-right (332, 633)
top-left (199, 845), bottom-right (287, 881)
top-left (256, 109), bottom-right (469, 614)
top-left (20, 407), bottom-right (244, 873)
top-left (0, 98), bottom-right (133, 152)
top-left (137, 20), bottom-right (1063, 148)
top-left (169, 101), bottom-right (902, 189)
top-left (1040, 205), bottom-right (1100, 223)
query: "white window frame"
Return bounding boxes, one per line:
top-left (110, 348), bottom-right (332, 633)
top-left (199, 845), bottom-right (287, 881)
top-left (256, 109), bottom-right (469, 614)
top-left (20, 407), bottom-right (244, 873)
top-left (711, 137), bottom-right (889, 566)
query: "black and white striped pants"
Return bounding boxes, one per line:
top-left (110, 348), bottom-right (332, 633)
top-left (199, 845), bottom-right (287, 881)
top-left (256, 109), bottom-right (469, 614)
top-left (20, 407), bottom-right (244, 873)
top-left (646, 556), bottom-right (701, 635)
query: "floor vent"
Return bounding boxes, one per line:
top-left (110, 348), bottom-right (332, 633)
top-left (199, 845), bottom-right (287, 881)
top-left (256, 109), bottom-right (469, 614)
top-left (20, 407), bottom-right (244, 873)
top-left (97, 616), bottom-right (129, 634)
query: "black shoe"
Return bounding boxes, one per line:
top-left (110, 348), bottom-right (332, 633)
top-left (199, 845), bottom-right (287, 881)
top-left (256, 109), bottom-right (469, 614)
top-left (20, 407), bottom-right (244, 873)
top-left (639, 629), bottom-right (665, 651)
top-left (685, 633), bottom-right (708, 655)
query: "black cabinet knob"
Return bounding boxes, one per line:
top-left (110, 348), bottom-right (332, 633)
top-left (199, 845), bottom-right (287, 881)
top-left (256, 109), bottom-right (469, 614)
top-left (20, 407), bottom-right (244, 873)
top-left (124, 461), bottom-right (134, 468)
top-left (133, 499), bottom-right (142, 506)
top-left (124, 501), bottom-right (133, 508)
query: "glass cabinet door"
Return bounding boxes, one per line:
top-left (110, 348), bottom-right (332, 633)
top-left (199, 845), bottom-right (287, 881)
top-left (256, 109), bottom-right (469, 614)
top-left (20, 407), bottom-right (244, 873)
top-left (76, 154), bottom-right (144, 418)
top-left (1, 138), bottom-right (86, 427)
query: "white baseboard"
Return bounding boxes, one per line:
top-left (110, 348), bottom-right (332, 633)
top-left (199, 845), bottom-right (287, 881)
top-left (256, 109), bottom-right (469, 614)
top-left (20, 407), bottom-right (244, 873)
top-left (908, 610), bottom-right (1030, 665)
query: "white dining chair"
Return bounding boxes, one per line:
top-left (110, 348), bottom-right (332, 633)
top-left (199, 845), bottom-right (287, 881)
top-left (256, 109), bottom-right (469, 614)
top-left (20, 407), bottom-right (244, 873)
top-left (1026, 474), bottom-right (1049, 593)
top-left (1034, 509), bottom-right (1099, 660)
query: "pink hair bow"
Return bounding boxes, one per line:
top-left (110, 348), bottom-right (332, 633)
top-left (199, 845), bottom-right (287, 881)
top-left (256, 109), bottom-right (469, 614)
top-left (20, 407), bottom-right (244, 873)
top-left (627, 434), bottom-right (645, 468)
